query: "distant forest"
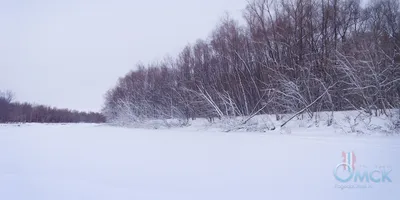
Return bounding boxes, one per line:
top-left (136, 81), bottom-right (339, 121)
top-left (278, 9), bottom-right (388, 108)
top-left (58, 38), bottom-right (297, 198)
top-left (0, 90), bottom-right (105, 123)
top-left (103, 0), bottom-right (400, 124)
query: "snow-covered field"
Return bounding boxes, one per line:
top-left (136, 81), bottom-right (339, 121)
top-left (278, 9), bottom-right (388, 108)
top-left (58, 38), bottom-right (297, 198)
top-left (0, 122), bottom-right (399, 200)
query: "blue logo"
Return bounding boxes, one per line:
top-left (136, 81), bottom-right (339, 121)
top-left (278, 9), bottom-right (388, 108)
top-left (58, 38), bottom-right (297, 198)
top-left (333, 152), bottom-right (392, 189)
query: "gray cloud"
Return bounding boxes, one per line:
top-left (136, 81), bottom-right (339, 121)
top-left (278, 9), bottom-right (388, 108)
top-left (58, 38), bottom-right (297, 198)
top-left (0, 0), bottom-right (246, 112)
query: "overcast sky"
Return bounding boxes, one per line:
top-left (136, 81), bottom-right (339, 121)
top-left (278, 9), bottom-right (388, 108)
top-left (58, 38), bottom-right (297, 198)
top-left (0, 0), bottom-right (247, 112)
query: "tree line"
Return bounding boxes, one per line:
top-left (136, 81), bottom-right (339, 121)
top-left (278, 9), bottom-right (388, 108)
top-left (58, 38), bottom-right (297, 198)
top-left (103, 0), bottom-right (400, 124)
top-left (0, 90), bottom-right (105, 123)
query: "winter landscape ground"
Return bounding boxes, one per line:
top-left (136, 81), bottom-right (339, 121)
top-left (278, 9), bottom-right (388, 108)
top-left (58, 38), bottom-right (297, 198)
top-left (0, 112), bottom-right (399, 200)
top-left (1, 0), bottom-right (399, 199)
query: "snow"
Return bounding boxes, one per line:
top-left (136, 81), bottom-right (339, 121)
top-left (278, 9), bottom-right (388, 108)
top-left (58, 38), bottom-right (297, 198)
top-left (0, 121), bottom-right (399, 200)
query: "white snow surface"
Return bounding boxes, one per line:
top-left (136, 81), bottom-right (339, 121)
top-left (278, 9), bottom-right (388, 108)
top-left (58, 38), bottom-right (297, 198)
top-left (0, 119), bottom-right (399, 199)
